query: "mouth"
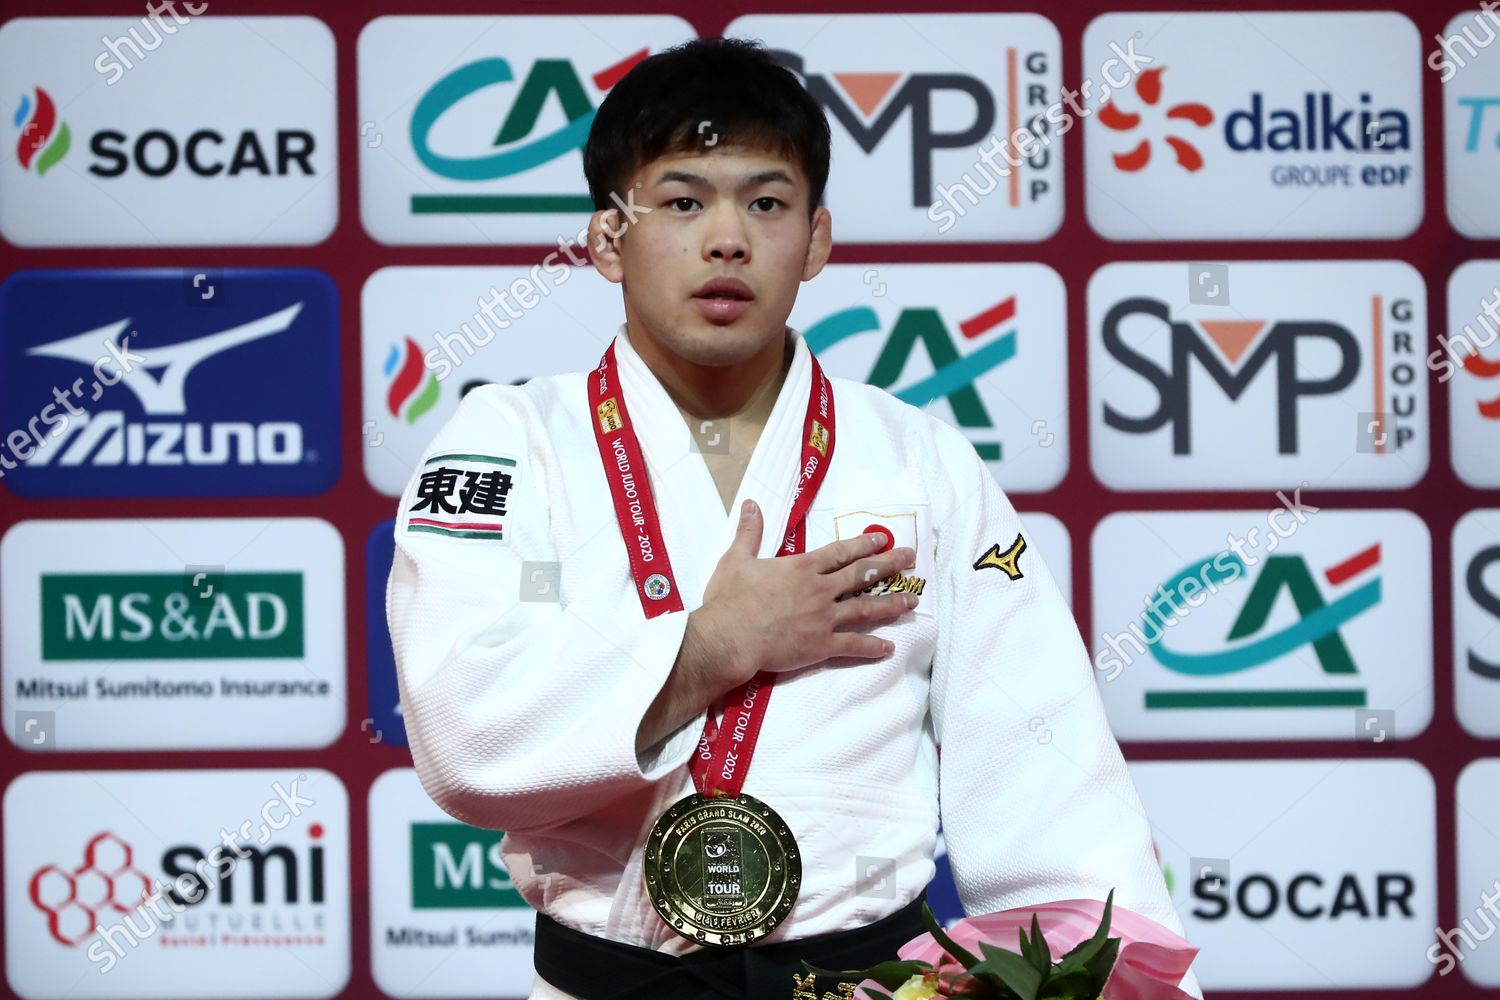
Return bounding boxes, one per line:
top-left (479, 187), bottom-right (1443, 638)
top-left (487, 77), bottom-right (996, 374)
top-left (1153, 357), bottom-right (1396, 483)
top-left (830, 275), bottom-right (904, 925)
top-left (691, 277), bottom-right (755, 325)
top-left (691, 277), bottom-right (755, 302)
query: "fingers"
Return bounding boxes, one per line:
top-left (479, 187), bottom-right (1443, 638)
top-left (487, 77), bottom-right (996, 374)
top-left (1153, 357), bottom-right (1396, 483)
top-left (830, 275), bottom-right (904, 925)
top-left (808, 530), bottom-right (888, 573)
top-left (826, 629), bottom-right (898, 661)
top-left (830, 546), bottom-right (915, 598)
top-left (831, 591), bottom-right (919, 630)
top-left (730, 498), bottom-right (763, 556)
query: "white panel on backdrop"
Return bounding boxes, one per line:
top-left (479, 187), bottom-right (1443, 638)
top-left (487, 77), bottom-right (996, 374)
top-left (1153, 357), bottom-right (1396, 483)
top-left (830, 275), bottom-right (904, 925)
top-left (361, 265), bottom-right (625, 496)
top-left (726, 14), bottom-right (1063, 243)
top-left (4, 769), bottom-right (350, 999)
top-left (0, 16), bottom-right (337, 247)
top-left (1441, 9), bottom-right (1500, 237)
top-left (369, 769), bottom-right (536, 998)
top-left (1445, 261), bottom-right (1500, 487)
top-left (1, 518), bottom-right (346, 751)
top-left (1455, 759), bottom-right (1500, 984)
top-left (1088, 261), bottom-right (1429, 490)
top-left (1454, 511), bottom-right (1500, 738)
top-left (787, 263), bottom-right (1067, 491)
top-left (1092, 509), bottom-right (1432, 741)
top-left (1082, 12), bottom-right (1423, 240)
top-left (357, 16), bottom-right (694, 246)
top-left (1130, 759), bottom-right (1436, 990)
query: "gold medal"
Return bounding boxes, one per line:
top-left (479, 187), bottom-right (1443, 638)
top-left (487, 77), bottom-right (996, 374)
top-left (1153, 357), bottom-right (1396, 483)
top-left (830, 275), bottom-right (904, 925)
top-left (642, 791), bottom-right (801, 947)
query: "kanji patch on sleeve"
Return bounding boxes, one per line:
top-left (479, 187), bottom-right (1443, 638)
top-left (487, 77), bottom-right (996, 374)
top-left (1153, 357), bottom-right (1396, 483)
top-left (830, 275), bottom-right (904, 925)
top-left (403, 452), bottom-right (518, 540)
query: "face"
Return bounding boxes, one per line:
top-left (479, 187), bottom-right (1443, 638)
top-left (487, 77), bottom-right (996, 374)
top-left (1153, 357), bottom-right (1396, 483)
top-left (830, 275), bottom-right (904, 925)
top-left (588, 142), bottom-right (832, 369)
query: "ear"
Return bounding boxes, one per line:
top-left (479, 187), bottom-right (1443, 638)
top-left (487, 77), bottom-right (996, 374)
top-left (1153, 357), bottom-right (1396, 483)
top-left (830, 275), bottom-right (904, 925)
top-left (588, 208), bottom-right (625, 284)
top-left (801, 205), bottom-right (832, 282)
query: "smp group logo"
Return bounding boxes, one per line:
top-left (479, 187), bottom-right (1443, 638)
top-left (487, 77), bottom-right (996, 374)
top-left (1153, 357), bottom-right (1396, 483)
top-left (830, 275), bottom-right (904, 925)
top-left (1083, 13), bottom-right (1422, 240)
top-left (728, 14), bottom-right (1063, 242)
top-left (1455, 511), bottom-right (1500, 739)
top-left (1087, 261), bottom-right (1429, 491)
top-left (361, 266), bottom-right (621, 496)
top-left (4, 769), bottom-right (350, 999)
top-left (1446, 262), bottom-right (1500, 488)
top-left (789, 264), bottom-right (1067, 491)
top-left (1442, 12), bottom-right (1500, 237)
top-left (1130, 759), bottom-right (1436, 990)
top-left (358, 16), bottom-right (694, 245)
top-left (1092, 509), bottom-right (1432, 742)
top-left (0, 269), bottom-right (339, 498)
top-left (0, 17), bottom-right (336, 246)
top-left (369, 770), bottom-right (535, 998)
top-left (1, 518), bottom-right (346, 752)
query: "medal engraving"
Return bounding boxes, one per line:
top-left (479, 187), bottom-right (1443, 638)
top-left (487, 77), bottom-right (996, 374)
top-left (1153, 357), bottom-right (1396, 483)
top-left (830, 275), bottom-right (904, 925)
top-left (642, 791), bottom-right (801, 947)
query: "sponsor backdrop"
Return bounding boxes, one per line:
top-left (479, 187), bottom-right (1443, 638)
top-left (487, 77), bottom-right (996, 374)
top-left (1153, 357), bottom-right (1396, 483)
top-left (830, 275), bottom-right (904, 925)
top-left (0, 1), bottom-right (1496, 997)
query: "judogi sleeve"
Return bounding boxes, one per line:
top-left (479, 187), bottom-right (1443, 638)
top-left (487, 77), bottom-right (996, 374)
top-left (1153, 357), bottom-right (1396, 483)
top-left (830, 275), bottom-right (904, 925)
top-left (386, 388), bottom-right (703, 835)
top-left (926, 418), bottom-right (1205, 1000)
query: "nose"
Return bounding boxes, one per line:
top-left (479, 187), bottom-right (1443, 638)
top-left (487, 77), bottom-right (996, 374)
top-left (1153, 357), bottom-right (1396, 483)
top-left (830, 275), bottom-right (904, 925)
top-left (702, 204), bottom-right (749, 262)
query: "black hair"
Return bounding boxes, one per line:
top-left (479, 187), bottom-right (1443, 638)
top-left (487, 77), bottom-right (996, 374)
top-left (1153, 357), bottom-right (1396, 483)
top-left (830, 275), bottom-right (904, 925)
top-left (583, 36), bottom-right (831, 217)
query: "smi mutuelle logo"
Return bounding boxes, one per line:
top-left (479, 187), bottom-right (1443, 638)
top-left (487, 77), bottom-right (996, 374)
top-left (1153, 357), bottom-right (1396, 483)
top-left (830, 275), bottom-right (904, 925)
top-left (0, 269), bottom-right (339, 498)
top-left (14, 84), bottom-right (70, 176)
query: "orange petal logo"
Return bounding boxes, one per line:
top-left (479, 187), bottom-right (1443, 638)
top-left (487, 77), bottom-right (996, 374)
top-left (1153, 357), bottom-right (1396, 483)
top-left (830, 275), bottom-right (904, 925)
top-left (1099, 67), bottom-right (1214, 173)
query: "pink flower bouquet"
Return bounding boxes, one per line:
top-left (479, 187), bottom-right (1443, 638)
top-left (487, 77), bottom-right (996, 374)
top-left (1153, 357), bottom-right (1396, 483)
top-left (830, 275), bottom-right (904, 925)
top-left (802, 889), bottom-right (1199, 1000)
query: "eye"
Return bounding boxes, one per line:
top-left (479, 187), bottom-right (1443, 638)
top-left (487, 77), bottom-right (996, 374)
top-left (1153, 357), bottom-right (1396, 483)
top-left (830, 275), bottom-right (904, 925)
top-left (750, 196), bottom-right (782, 212)
top-left (667, 197), bottom-right (700, 212)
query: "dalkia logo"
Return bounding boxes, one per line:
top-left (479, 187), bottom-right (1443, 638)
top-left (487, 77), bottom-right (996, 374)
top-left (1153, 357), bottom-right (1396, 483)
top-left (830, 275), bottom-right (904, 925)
top-left (408, 822), bottom-right (524, 911)
top-left (386, 338), bottom-right (439, 425)
top-left (1101, 295), bottom-right (1420, 456)
top-left (408, 50), bottom-right (647, 214)
top-left (1101, 68), bottom-right (1412, 177)
top-left (804, 296), bottom-right (1019, 461)
top-left (1462, 351), bottom-right (1500, 421)
top-left (39, 573), bottom-right (304, 661)
top-left (1099, 67), bottom-right (1214, 172)
top-left (1142, 544), bottom-right (1381, 710)
top-left (14, 84), bottom-right (70, 176)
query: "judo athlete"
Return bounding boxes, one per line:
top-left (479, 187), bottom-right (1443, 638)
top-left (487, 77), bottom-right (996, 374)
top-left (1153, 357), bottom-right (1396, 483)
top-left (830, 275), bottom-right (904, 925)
top-left (388, 37), bottom-right (1203, 1000)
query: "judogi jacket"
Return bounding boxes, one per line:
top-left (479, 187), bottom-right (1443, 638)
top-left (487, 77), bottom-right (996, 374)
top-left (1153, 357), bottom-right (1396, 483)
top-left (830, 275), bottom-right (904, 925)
top-left (387, 323), bottom-right (1204, 1000)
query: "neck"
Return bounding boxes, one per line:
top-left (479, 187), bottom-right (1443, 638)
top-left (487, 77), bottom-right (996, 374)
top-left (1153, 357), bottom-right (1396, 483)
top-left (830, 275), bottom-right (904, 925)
top-left (629, 326), bottom-right (793, 421)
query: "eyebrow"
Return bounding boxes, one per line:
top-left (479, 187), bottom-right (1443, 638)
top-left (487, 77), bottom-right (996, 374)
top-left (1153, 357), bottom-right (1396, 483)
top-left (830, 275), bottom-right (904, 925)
top-left (651, 168), bottom-right (796, 190)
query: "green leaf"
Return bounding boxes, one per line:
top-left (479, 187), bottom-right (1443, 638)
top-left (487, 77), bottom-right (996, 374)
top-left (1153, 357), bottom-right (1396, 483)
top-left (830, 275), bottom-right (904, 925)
top-left (1030, 912), bottom-right (1051, 973)
top-left (971, 940), bottom-right (1044, 1000)
top-left (1055, 889), bottom-right (1117, 976)
top-left (1082, 935), bottom-right (1120, 986)
top-left (919, 899), bottom-right (982, 968)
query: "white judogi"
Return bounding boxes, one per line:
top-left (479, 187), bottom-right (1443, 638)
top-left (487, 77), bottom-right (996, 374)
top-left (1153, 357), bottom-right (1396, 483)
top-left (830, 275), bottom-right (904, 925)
top-left (387, 323), bottom-right (1204, 1000)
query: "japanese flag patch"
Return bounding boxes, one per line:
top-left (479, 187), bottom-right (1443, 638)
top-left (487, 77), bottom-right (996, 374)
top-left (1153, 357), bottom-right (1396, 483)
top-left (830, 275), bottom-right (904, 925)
top-left (402, 452), bottom-right (518, 540)
top-left (831, 504), bottom-right (935, 613)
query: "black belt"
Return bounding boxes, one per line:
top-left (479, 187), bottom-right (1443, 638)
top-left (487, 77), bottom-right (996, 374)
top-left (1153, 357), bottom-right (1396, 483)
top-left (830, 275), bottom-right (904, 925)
top-left (534, 887), bottom-right (929, 999)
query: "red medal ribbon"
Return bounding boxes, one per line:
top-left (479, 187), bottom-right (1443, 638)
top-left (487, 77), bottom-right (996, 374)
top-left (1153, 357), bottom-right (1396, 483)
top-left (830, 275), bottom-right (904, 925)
top-left (587, 337), bottom-right (835, 799)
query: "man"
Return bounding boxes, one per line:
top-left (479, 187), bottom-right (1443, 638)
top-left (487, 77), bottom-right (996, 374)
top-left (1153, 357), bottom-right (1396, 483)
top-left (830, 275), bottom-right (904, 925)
top-left (388, 37), bottom-right (1203, 1000)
